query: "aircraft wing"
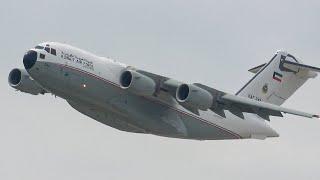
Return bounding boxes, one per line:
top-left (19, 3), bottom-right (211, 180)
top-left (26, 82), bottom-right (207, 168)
top-left (221, 93), bottom-right (318, 118)
top-left (128, 69), bottom-right (318, 121)
top-left (195, 83), bottom-right (319, 120)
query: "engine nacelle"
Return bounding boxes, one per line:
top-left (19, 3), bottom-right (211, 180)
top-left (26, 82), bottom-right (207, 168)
top-left (176, 84), bottom-right (213, 110)
top-left (119, 70), bottom-right (156, 96)
top-left (8, 68), bottom-right (45, 95)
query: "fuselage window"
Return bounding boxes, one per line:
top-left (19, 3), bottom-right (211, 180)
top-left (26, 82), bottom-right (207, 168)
top-left (35, 46), bottom-right (44, 49)
top-left (45, 47), bottom-right (50, 53)
top-left (51, 48), bottom-right (57, 56)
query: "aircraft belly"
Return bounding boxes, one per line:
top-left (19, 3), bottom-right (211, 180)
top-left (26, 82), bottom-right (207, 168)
top-left (179, 115), bottom-right (239, 140)
top-left (108, 94), bottom-right (189, 138)
top-left (115, 95), bottom-right (241, 140)
top-left (67, 100), bottom-right (145, 133)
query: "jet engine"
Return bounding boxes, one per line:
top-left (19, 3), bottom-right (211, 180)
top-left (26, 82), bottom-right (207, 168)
top-left (176, 84), bottom-right (213, 110)
top-left (119, 70), bottom-right (156, 96)
top-left (8, 68), bottom-right (45, 95)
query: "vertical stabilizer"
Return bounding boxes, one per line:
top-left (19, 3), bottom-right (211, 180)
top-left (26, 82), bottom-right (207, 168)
top-left (236, 51), bottom-right (317, 105)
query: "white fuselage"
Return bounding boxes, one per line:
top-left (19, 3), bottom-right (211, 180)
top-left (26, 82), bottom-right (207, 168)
top-left (26, 42), bottom-right (279, 140)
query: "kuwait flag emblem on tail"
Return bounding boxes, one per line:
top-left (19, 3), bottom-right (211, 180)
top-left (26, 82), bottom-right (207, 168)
top-left (273, 71), bottom-right (283, 82)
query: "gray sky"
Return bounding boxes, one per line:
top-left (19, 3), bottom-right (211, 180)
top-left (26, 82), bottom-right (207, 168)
top-left (1, 0), bottom-right (320, 179)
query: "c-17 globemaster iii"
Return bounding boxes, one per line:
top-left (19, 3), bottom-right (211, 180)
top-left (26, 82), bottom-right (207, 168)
top-left (8, 42), bottom-right (320, 140)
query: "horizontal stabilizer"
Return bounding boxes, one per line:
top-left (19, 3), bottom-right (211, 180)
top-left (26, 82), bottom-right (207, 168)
top-left (282, 60), bottom-right (320, 74)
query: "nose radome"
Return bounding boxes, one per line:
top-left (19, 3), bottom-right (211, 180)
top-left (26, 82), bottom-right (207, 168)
top-left (23, 50), bottom-right (37, 70)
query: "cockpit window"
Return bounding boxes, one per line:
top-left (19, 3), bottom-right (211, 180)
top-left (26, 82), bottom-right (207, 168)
top-left (50, 48), bottom-right (57, 56)
top-left (36, 44), bottom-right (57, 56)
top-left (35, 45), bottom-right (44, 49)
top-left (44, 47), bottom-right (50, 53)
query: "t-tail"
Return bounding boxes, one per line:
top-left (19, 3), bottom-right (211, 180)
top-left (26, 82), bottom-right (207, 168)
top-left (236, 51), bottom-right (320, 105)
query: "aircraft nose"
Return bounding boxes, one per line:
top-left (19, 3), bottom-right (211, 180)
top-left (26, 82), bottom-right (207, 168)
top-left (23, 50), bottom-right (37, 70)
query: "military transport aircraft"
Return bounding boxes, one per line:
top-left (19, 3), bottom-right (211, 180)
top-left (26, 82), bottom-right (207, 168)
top-left (8, 42), bottom-right (320, 140)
